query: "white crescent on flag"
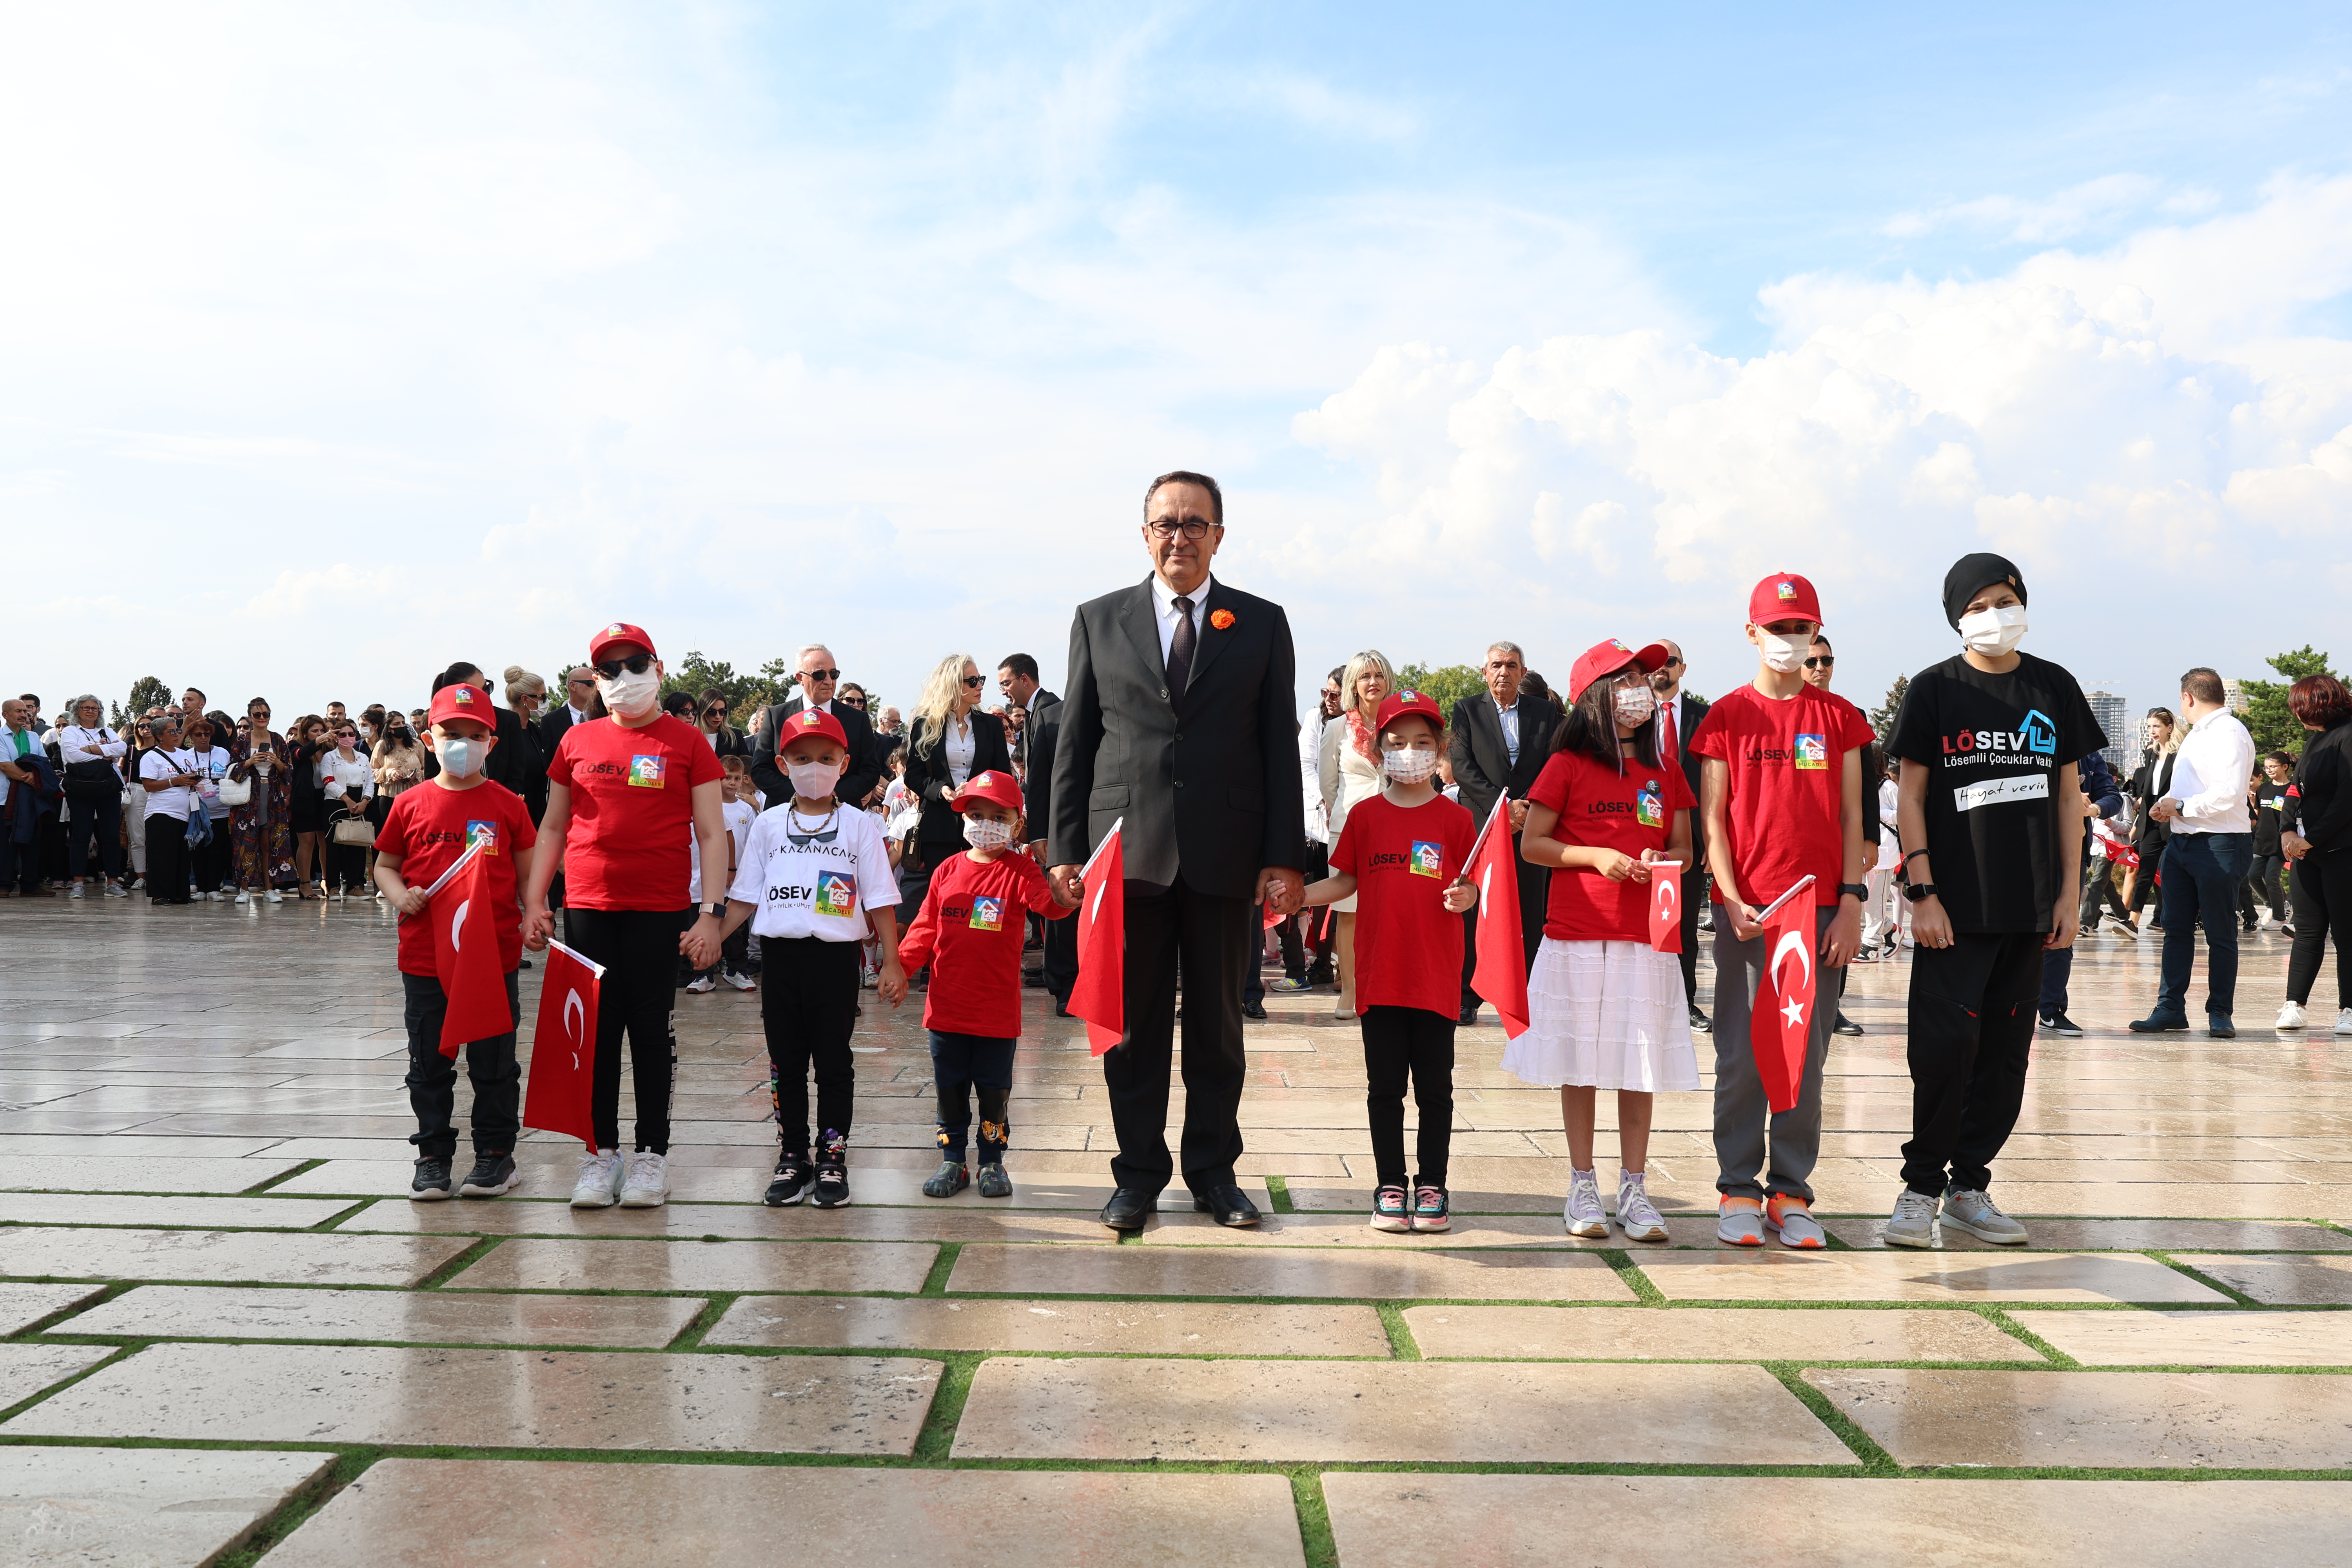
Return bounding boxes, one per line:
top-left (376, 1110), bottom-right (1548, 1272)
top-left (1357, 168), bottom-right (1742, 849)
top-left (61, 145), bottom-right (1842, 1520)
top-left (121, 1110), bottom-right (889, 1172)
top-left (1770, 928), bottom-right (1812, 991)
top-left (563, 988), bottom-right (586, 1069)
top-left (1089, 879), bottom-right (1107, 922)
top-left (449, 898), bottom-right (470, 953)
top-left (1659, 878), bottom-right (1678, 916)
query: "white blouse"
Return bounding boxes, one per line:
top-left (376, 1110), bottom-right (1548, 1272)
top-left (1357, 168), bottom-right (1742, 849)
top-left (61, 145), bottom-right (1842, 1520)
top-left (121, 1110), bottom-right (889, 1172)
top-left (57, 725), bottom-right (127, 763)
top-left (320, 751), bottom-right (375, 812)
top-left (943, 714), bottom-right (977, 788)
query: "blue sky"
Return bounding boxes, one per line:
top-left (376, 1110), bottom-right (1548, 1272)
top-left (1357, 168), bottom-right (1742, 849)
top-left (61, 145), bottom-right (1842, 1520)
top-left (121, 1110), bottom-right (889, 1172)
top-left (6, 2), bottom-right (2351, 729)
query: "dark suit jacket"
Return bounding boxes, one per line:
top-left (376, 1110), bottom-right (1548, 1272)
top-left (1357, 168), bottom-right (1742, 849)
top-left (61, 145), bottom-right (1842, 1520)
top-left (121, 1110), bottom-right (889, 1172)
top-left (1664, 691), bottom-right (1711, 861)
top-left (904, 710), bottom-right (1013, 855)
top-left (2130, 749), bottom-right (2176, 851)
top-left (1047, 576), bottom-right (1307, 897)
top-left (751, 697), bottom-right (882, 810)
top-left (1014, 688), bottom-right (1061, 771)
top-left (1447, 691), bottom-right (1561, 826)
top-left (1023, 693), bottom-right (1064, 843)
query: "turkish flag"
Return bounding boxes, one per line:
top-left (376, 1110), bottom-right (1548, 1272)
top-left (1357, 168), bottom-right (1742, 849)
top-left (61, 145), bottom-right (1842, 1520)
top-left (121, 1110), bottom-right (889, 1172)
top-left (1648, 859), bottom-right (1685, 954)
top-left (1070, 823), bottom-right (1126, 1056)
top-left (431, 849), bottom-right (514, 1058)
top-left (1751, 894), bottom-right (1818, 1114)
top-left (523, 941), bottom-right (603, 1149)
top-left (1467, 797), bottom-right (1530, 1038)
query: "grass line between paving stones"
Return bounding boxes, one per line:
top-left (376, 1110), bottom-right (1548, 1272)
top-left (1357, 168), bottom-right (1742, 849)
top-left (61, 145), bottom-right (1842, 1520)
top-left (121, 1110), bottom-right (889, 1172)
top-left (213, 1448), bottom-right (377, 1568)
top-left (2149, 1253), bottom-right (2263, 1305)
top-left (242, 1157), bottom-right (326, 1194)
top-left (415, 1235), bottom-right (502, 1289)
top-left (1599, 1248), bottom-right (1668, 1305)
top-left (1375, 1301), bottom-right (1420, 1359)
top-left (0, 1338), bottom-right (144, 1424)
top-left (1266, 1174), bottom-right (1294, 1214)
top-left (1763, 1362), bottom-right (1897, 1474)
top-left (4, 1280), bottom-right (130, 1339)
top-left (910, 1352), bottom-right (985, 1463)
top-left (917, 1241), bottom-right (961, 1296)
top-left (309, 1198), bottom-right (373, 1230)
top-left (1976, 1306), bottom-right (2075, 1366)
top-left (1291, 1469), bottom-right (1338, 1568)
top-left (667, 1293), bottom-right (736, 1349)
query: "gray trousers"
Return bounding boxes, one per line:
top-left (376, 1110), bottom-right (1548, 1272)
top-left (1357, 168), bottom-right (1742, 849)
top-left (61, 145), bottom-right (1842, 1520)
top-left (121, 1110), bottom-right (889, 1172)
top-left (1711, 905), bottom-right (1838, 1204)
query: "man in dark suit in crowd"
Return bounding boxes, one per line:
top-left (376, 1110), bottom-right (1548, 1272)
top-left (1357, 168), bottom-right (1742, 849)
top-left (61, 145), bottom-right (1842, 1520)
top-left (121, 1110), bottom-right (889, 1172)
top-left (1648, 639), bottom-right (1713, 1031)
top-left (996, 653), bottom-right (1059, 773)
top-left (1049, 470), bottom-right (1306, 1232)
top-left (749, 644), bottom-right (882, 810)
top-left (1448, 640), bottom-right (1559, 1024)
top-left (1020, 678), bottom-right (1078, 1015)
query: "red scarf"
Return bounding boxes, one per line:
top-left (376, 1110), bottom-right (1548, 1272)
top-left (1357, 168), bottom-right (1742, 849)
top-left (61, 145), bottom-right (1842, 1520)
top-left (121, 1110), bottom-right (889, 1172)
top-left (1347, 708), bottom-right (1378, 764)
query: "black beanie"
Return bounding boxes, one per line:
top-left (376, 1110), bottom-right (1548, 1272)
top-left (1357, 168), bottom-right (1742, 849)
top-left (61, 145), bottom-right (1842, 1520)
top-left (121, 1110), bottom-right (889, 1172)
top-left (1942, 552), bottom-right (2027, 630)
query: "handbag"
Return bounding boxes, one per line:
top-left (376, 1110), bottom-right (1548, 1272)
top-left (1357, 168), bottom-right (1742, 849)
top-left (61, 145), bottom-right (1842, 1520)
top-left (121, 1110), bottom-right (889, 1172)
top-left (63, 731), bottom-right (121, 803)
top-left (216, 769), bottom-right (252, 808)
top-left (329, 811), bottom-right (376, 847)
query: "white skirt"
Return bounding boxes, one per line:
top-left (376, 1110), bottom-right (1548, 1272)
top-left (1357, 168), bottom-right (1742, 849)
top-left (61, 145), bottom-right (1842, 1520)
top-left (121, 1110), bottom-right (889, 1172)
top-left (1499, 937), bottom-right (1699, 1092)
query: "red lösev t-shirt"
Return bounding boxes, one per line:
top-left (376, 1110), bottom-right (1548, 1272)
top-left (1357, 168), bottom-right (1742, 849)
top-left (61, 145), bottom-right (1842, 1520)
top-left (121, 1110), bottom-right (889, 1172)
top-left (1327, 791), bottom-right (1476, 1018)
top-left (375, 779), bottom-right (538, 976)
top-left (1527, 748), bottom-right (1696, 943)
top-left (895, 851), bottom-right (1072, 1038)
top-left (547, 713), bottom-right (722, 911)
top-left (1687, 683), bottom-right (1874, 909)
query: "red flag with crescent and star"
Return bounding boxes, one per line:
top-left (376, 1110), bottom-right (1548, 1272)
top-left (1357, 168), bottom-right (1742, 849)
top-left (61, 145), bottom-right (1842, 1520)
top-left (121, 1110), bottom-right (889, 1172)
top-left (1647, 859), bottom-right (1684, 954)
top-left (430, 848), bottom-right (514, 1058)
top-left (1070, 820), bottom-right (1126, 1056)
top-left (1751, 887), bottom-right (1818, 1113)
top-left (523, 941), bottom-right (603, 1149)
top-left (1467, 795), bottom-right (1530, 1038)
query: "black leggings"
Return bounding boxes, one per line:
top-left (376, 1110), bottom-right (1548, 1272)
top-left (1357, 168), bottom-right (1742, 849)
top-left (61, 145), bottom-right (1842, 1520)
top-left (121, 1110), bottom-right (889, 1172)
top-left (2287, 849), bottom-right (2352, 1008)
top-left (1360, 1004), bottom-right (1455, 1189)
top-left (562, 907), bottom-right (687, 1154)
top-left (760, 936), bottom-right (861, 1156)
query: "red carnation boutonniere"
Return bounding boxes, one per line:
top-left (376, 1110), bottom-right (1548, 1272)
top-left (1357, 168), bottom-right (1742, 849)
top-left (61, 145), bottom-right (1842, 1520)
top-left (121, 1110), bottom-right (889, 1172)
top-left (1209, 608), bottom-right (1236, 630)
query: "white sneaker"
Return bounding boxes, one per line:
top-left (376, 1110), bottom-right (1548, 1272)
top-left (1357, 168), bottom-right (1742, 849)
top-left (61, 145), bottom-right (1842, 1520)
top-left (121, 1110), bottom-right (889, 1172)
top-left (1885, 1189), bottom-right (1939, 1249)
top-left (235, 890), bottom-right (251, 905)
top-left (1941, 1187), bottom-right (2029, 1245)
top-left (103, 882), bottom-right (127, 897)
top-left (569, 1149), bottom-right (624, 1208)
top-left (1614, 1170), bottom-right (1668, 1242)
top-left (619, 1151), bottom-right (669, 1207)
top-left (684, 974), bottom-right (716, 995)
top-left (722, 968), bottom-right (757, 992)
top-left (2276, 1002), bottom-right (2309, 1031)
top-left (67, 882), bottom-right (84, 898)
top-left (1563, 1169), bottom-right (1608, 1238)
top-left (265, 889), bottom-right (283, 904)
top-left (2337, 1009), bottom-right (2352, 1036)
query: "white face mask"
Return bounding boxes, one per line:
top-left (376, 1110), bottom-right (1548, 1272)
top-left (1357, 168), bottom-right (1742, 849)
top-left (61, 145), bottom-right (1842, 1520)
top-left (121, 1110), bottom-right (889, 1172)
top-left (786, 759), bottom-right (842, 799)
top-left (1957, 604), bottom-right (2028, 657)
top-left (1382, 746), bottom-right (1439, 783)
top-left (438, 737), bottom-right (485, 778)
top-left (1757, 632), bottom-right (1808, 673)
top-left (962, 816), bottom-right (1015, 849)
top-left (1612, 685), bottom-right (1657, 726)
top-left (596, 668), bottom-right (661, 719)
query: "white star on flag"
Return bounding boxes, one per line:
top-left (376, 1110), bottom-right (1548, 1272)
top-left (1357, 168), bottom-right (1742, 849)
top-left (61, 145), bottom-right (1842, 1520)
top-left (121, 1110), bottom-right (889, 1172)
top-left (1781, 996), bottom-right (1806, 1028)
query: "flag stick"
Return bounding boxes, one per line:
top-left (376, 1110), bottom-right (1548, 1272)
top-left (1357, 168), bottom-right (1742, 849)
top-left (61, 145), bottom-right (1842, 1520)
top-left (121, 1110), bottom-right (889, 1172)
top-left (544, 940), bottom-right (606, 980)
top-left (1462, 793), bottom-right (1514, 872)
top-left (399, 840), bottom-right (483, 922)
top-left (1754, 874), bottom-right (1817, 924)
top-left (1079, 816), bottom-right (1124, 878)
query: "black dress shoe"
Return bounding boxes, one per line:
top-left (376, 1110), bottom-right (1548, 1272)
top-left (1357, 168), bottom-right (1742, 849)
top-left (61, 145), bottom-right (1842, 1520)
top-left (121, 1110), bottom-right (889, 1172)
top-left (1459, 1004), bottom-right (1481, 1026)
top-left (1833, 1012), bottom-right (1864, 1037)
top-left (1688, 1005), bottom-right (1712, 1034)
top-left (1193, 1183), bottom-right (1261, 1227)
top-left (1053, 998), bottom-right (1071, 1018)
top-left (1242, 999), bottom-right (1267, 1020)
top-left (1099, 1187), bottom-right (1155, 1230)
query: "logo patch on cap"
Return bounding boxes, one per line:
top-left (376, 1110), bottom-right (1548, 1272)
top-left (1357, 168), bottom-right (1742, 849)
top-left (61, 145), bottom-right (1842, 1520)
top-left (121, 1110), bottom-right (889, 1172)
top-left (604, 622), bottom-right (626, 637)
top-left (1399, 690), bottom-right (1419, 702)
top-left (452, 687), bottom-right (475, 705)
top-left (1610, 638), bottom-right (1631, 651)
top-left (970, 772), bottom-right (993, 788)
top-left (798, 711), bottom-right (821, 726)
top-left (1777, 581), bottom-right (1797, 600)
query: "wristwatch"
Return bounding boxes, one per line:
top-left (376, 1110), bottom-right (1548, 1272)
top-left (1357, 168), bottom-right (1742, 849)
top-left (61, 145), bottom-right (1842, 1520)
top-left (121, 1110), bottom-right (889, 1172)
top-left (1838, 882), bottom-right (1870, 903)
top-left (1902, 880), bottom-right (1938, 903)
top-left (699, 901), bottom-right (726, 919)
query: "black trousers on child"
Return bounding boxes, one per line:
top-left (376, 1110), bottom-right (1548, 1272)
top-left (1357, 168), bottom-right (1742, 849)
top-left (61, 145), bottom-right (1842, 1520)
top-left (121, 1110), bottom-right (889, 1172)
top-left (930, 1029), bottom-right (1014, 1163)
top-left (403, 968), bottom-right (522, 1160)
top-left (1901, 931), bottom-right (2043, 1197)
top-left (1360, 1003), bottom-right (1455, 1189)
top-left (762, 935), bottom-right (860, 1156)
top-left (563, 907), bottom-right (686, 1154)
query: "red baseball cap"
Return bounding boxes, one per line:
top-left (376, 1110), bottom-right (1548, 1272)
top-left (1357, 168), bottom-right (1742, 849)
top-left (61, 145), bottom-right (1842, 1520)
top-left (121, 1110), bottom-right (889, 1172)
top-left (953, 769), bottom-right (1025, 813)
top-left (777, 706), bottom-right (848, 752)
top-left (1567, 638), bottom-right (1673, 702)
top-left (1747, 572), bottom-right (1822, 627)
top-left (427, 683), bottom-right (495, 730)
top-left (1374, 689), bottom-right (1446, 734)
top-left (588, 621), bottom-right (657, 663)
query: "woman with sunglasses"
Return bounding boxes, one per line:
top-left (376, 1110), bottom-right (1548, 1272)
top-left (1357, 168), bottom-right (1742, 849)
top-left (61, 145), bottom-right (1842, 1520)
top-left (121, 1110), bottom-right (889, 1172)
top-left (318, 722), bottom-right (375, 899)
top-left (523, 623), bottom-right (730, 1209)
top-left (897, 654), bottom-right (1012, 938)
top-left (227, 699), bottom-right (297, 904)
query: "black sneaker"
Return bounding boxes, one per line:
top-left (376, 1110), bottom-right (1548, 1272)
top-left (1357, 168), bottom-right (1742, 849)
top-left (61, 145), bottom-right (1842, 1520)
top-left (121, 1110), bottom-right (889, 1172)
top-left (811, 1162), bottom-right (851, 1208)
top-left (1688, 1005), bottom-right (1712, 1035)
top-left (459, 1152), bottom-right (518, 1197)
top-left (764, 1156), bottom-right (814, 1206)
top-left (410, 1156), bottom-right (455, 1201)
top-left (2040, 1012), bottom-right (2084, 1038)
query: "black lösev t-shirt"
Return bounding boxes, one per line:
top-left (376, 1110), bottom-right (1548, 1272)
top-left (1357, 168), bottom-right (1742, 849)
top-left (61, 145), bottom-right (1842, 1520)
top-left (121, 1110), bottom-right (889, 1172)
top-left (1888, 652), bottom-right (2106, 933)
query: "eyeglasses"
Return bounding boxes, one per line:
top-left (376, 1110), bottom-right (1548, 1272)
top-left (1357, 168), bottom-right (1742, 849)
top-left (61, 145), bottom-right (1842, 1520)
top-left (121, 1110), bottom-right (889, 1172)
top-left (1803, 656), bottom-right (1834, 670)
top-left (800, 668), bottom-right (840, 683)
top-left (838, 695), bottom-right (865, 709)
top-left (1143, 520), bottom-right (1213, 541)
top-left (702, 706), bottom-right (726, 719)
top-left (960, 675), bottom-right (985, 689)
top-left (593, 653), bottom-right (654, 678)
top-left (567, 674), bottom-right (595, 688)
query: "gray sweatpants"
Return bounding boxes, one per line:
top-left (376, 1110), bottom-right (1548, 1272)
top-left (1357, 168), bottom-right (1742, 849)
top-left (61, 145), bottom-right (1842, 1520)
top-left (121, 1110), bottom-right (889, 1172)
top-left (1711, 905), bottom-right (1838, 1204)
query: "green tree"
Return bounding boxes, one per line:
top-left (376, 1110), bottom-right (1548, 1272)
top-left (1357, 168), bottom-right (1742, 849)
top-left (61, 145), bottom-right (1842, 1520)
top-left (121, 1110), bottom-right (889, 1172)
top-left (1869, 673), bottom-right (1909, 746)
top-left (113, 676), bottom-right (172, 728)
top-left (2238, 646), bottom-right (2336, 757)
top-left (1394, 662), bottom-right (1486, 720)
top-left (659, 652), bottom-right (795, 717)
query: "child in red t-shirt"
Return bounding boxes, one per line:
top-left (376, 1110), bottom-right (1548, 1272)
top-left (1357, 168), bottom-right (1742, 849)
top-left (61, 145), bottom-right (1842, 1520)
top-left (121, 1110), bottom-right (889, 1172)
top-left (373, 683), bottom-right (543, 1201)
top-left (1687, 573), bottom-right (1873, 1249)
top-left (1306, 691), bottom-right (1478, 1233)
top-left (1504, 639), bottom-right (1696, 1244)
top-left (895, 770), bottom-right (1076, 1199)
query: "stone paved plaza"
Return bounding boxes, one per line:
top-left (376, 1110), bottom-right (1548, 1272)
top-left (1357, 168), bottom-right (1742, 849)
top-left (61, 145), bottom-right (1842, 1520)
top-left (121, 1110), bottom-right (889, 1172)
top-left (1, 897), bottom-right (2349, 1565)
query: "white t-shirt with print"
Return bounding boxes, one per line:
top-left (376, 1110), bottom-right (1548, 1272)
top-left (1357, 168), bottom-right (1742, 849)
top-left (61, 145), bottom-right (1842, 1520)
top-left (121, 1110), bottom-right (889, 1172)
top-left (688, 797), bottom-right (761, 905)
top-left (140, 748), bottom-right (198, 821)
top-left (729, 801), bottom-right (897, 942)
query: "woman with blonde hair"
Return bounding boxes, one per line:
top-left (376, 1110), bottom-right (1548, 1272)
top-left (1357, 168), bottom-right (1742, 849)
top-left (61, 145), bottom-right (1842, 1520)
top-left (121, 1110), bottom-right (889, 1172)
top-left (1319, 649), bottom-right (1394, 1014)
top-left (898, 653), bottom-right (1012, 931)
top-left (503, 666), bottom-right (553, 822)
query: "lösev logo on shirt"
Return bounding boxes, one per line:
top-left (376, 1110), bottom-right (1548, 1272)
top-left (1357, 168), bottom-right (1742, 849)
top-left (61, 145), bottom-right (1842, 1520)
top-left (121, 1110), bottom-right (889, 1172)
top-left (465, 820), bottom-right (500, 854)
top-left (627, 755), bottom-right (666, 788)
top-left (1408, 842), bottom-right (1443, 878)
top-left (967, 895), bottom-right (1005, 931)
top-left (814, 871), bottom-right (856, 918)
top-left (1942, 710), bottom-right (2058, 760)
top-left (1953, 775), bottom-right (2049, 813)
top-left (1636, 785), bottom-right (1663, 828)
top-left (1793, 734), bottom-right (1827, 769)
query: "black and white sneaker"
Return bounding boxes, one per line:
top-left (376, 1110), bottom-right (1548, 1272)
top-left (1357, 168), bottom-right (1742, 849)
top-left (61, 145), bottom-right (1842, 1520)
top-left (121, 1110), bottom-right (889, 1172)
top-left (459, 1152), bottom-right (518, 1198)
top-left (764, 1156), bottom-right (814, 1207)
top-left (2039, 1012), bottom-right (2084, 1038)
top-left (410, 1156), bottom-right (455, 1201)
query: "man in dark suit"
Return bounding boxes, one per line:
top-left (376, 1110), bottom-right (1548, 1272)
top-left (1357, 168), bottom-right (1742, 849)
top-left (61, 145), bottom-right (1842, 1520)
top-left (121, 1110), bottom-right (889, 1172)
top-left (749, 644), bottom-right (882, 810)
top-left (1020, 683), bottom-right (1078, 1014)
top-left (995, 653), bottom-right (1059, 773)
top-left (1649, 639), bottom-right (1713, 1030)
top-left (1448, 640), bottom-right (1559, 1022)
top-left (1049, 470), bottom-right (1307, 1232)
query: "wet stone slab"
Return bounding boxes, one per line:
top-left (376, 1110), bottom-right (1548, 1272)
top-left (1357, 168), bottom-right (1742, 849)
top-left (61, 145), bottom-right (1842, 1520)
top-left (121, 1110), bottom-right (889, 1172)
top-left (2169, 1252), bottom-right (2352, 1304)
top-left (1635, 1250), bottom-right (2229, 1304)
top-left (705, 1296), bottom-right (1393, 1356)
top-left (65, 1285), bottom-right (705, 1349)
top-left (1403, 1305), bottom-right (2043, 1363)
top-left (2010, 1309), bottom-right (2352, 1368)
top-left (947, 1242), bottom-right (1636, 1301)
top-left (0, 1445), bottom-right (335, 1568)
top-left (445, 1237), bottom-right (937, 1294)
top-left (0, 1226), bottom-right (471, 1287)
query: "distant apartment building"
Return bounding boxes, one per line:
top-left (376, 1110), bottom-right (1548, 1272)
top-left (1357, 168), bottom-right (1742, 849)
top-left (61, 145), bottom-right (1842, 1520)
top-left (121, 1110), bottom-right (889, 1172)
top-left (2223, 679), bottom-right (2252, 714)
top-left (2082, 686), bottom-right (2131, 775)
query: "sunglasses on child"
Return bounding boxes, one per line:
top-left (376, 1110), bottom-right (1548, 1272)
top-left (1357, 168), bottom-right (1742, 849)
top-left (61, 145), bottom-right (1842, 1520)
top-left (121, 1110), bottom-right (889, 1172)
top-left (593, 653), bottom-right (655, 678)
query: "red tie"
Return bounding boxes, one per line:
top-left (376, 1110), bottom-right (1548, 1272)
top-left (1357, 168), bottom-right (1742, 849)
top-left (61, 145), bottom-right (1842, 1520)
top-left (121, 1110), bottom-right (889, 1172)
top-left (1659, 702), bottom-right (1678, 763)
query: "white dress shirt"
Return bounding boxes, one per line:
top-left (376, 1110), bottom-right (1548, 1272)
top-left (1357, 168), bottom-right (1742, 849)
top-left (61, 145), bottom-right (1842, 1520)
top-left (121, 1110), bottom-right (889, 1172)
top-left (2165, 708), bottom-right (2256, 835)
top-left (1496, 697), bottom-right (1522, 767)
top-left (942, 714), bottom-right (976, 788)
top-left (1149, 571), bottom-right (1213, 668)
